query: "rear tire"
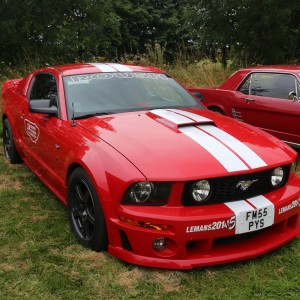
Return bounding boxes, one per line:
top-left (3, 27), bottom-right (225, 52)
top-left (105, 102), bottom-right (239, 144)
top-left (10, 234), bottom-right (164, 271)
top-left (67, 168), bottom-right (108, 251)
top-left (3, 118), bottom-right (22, 164)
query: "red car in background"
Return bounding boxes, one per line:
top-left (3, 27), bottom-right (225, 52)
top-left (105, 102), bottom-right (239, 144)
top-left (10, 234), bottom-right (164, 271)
top-left (190, 66), bottom-right (300, 148)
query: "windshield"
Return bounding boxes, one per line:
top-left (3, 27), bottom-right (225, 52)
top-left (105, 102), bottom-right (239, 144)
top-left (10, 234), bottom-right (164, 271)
top-left (63, 72), bottom-right (204, 119)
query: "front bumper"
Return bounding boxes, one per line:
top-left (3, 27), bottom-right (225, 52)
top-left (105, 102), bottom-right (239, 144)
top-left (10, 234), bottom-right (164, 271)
top-left (106, 177), bottom-right (300, 269)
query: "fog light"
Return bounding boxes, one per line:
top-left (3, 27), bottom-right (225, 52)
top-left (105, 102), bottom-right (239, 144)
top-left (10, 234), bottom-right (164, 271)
top-left (153, 237), bottom-right (167, 251)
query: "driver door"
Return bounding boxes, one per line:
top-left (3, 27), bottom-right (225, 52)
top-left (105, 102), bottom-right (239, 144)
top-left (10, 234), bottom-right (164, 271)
top-left (19, 73), bottom-right (63, 189)
top-left (232, 72), bottom-right (300, 144)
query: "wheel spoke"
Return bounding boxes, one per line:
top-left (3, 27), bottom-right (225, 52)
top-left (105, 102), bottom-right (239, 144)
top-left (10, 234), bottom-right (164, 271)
top-left (72, 207), bottom-right (81, 218)
top-left (75, 184), bottom-right (85, 204)
top-left (86, 209), bottom-right (95, 225)
top-left (71, 179), bottom-right (96, 241)
top-left (82, 189), bottom-right (90, 206)
top-left (81, 218), bottom-right (93, 240)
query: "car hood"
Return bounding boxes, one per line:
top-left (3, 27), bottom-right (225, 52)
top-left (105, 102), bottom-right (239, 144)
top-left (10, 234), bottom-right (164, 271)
top-left (77, 108), bottom-right (296, 180)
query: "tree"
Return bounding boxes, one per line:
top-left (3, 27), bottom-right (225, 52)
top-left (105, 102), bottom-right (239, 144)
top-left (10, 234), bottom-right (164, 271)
top-left (235, 0), bottom-right (298, 64)
top-left (0, 0), bottom-right (120, 65)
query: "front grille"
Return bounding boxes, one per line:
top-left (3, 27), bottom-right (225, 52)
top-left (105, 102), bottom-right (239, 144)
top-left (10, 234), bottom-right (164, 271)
top-left (182, 164), bottom-right (290, 206)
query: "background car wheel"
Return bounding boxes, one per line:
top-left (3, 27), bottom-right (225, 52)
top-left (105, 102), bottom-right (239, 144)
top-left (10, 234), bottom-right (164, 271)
top-left (209, 107), bottom-right (225, 115)
top-left (3, 118), bottom-right (22, 164)
top-left (67, 168), bottom-right (108, 251)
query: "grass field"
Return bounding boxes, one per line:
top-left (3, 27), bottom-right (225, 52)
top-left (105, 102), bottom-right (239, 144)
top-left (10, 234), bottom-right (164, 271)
top-left (1, 65), bottom-right (300, 300)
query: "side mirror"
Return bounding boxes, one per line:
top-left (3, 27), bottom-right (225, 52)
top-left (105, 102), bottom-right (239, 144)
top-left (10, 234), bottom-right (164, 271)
top-left (29, 99), bottom-right (58, 115)
top-left (191, 91), bottom-right (203, 101)
top-left (288, 91), bottom-right (297, 101)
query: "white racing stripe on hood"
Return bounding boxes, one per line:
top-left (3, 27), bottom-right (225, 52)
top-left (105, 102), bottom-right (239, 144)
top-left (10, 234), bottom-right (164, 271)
top-left (107, 63), bottom-right (133, 72)
top-left (200, 125), bottom-right (267, 169)
top-left (89, 63), bottom-right (116, 72)
top-left (152, 109), bottom-right (194, 124)
top-left (168, 109), bottom-right (211, 122)
top-left (179, 126), bottom-right (248, 172)
top-left (151, 108), bottom-right (267, 172)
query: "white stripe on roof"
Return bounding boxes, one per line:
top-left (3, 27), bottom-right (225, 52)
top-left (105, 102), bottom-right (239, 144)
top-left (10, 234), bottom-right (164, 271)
top-left (89, 63), bottom-right (116, 72)
top-left (107, 63), bottom-right (133, 72)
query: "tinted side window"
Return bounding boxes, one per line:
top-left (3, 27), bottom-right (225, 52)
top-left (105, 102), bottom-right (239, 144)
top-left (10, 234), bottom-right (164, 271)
top-left (250, 73), bottom-right (296, 99)
top-left (29, 74), bottom-right (58, 104)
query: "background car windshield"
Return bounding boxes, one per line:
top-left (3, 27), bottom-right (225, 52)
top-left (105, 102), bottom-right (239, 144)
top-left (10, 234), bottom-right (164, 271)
top-left (63, 72), bottom-right (203, 118)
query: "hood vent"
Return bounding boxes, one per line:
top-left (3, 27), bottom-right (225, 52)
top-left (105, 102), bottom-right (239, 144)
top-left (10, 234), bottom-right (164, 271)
top-left (148, 109), bottom-right (215, 131)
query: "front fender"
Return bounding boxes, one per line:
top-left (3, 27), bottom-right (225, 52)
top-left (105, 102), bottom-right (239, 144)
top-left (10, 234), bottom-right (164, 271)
top-left (64, 138), bottom-right (146, 206)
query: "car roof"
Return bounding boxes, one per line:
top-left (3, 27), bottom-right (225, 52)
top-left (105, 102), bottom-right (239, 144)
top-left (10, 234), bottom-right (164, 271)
top-left (239, 65), bottom-right (300, 74)
top-left (219, 65), bottom-right (300, 89)
top-left (51, 63), bottom-right (165, 76)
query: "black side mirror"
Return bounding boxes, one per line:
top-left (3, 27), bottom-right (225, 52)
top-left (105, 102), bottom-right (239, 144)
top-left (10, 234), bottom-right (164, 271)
top-left (288, 91), bottom-right (297, 101)
top-left (29, 99), bottom-right (58, 115)
top-left (191, 91), bottom-right (203, 101)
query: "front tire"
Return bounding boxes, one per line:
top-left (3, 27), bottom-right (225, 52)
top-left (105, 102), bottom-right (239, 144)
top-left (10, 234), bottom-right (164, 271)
top-left (3, 118), bottom-right (22, 164)
top-left (67, 168), bottom-right (108, 251)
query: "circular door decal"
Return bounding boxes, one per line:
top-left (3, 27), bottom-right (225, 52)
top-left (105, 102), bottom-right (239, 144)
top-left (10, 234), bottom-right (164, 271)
top-left (24, 119), bottom-right (40, 143)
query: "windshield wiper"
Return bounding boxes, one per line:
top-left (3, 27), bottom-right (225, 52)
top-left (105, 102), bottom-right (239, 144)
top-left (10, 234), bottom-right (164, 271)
top-left (74, 112), bottom-right (113, 120)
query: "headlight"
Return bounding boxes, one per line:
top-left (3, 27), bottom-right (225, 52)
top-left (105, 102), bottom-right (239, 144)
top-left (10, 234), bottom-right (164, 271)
top-left (191, 180), bottom-right (211, 203)
top-left (122, 182), bottom-right (172, 205)
top-left (271, 167), bottom-right (284, 187)
top-left (130, 182), bottom-right (153, 203)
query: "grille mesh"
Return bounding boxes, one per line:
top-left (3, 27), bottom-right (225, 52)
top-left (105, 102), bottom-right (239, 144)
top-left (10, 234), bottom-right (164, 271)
top-left (182, 164), bottom-right (290, 206)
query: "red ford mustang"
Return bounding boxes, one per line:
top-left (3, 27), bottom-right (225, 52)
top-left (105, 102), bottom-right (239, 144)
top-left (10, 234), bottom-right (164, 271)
top-left (2, 63), bottom-right (300, 269)
top-left (190, 66), bottom-right (300, 148)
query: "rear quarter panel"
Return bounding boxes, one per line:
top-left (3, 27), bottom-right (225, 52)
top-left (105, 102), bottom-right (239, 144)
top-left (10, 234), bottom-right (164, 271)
top-left (189, 88), bottom-right (238, 116)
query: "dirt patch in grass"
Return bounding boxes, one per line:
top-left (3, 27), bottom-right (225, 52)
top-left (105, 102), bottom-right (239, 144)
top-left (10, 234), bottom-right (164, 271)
top-left (151, 270), bottom-right (184, 292)
top-left (0, 174), bottom-right (22, 190)
top-left (58, 246), bottom-right (108, 269)
top-left (117, 268), bottom-right (144, 290)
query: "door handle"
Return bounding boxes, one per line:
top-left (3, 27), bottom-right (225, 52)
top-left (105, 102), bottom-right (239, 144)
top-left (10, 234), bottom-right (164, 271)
top-left (245, 97), bottom-right (256, 104)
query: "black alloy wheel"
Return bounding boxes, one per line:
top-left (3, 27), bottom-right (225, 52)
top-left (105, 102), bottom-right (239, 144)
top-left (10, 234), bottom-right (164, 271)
top-left (68, 168), bottom-right (108, 251)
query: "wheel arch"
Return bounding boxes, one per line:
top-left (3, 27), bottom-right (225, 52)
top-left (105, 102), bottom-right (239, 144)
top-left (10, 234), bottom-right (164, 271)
top-left (2, 113), bottom-right (8, 124)
top-left (207, 105), bottom-right (226, 115)
top-left (66, 162), bottom-right (83, 186)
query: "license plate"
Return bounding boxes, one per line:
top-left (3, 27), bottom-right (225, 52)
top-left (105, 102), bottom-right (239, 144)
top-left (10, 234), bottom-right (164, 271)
top-left (225, 196), bottom-right (275, 234)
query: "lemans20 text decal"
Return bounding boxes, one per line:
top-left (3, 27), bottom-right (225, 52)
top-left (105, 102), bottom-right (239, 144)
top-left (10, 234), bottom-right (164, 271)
top-left (278, 199), bottom-right (299, 214)
top-left (186, 216), bottom-right (236, 233)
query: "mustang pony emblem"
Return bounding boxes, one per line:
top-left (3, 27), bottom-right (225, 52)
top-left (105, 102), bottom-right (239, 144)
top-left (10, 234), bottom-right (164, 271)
top-left (236, 179), bottom-right (258, 191)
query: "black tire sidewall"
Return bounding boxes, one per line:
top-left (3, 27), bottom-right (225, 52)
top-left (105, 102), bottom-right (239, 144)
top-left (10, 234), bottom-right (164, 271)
top-left (67, 168), bottom-right (108, 251)
top-left (3, 119), bottom-right (22, 164)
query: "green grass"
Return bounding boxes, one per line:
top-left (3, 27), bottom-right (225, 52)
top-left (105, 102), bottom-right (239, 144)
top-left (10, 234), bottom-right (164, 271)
top-left (1, 65), bottom-right (300, 300)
